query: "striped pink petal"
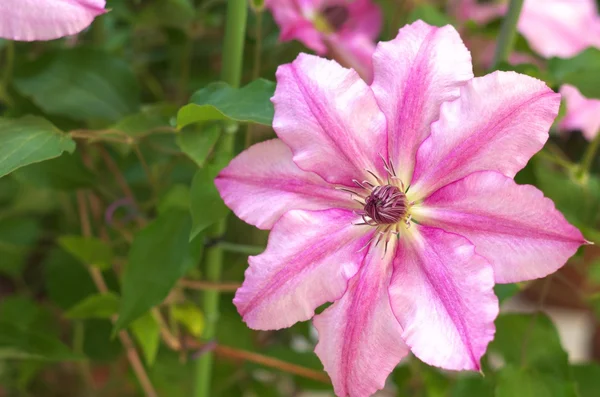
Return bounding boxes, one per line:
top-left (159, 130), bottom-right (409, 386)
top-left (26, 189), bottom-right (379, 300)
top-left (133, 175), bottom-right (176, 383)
top-left (234, 209), bottom-right (373, 330)
top-left (272, 53), bottom-right (387, 186)
top-left (0, 0), bottom-right (106, 41)
top-left (371, 21), bottom-right (473, 184)
top-left (314, 243), bottom-right (409, 397)
top-left (215, 139), bottom-right (353, 230)
top-left (410, 71), bottom-right (560, 201)
top-left (559, 84), bottom-right (600, 141)
top-left (413, 171), bottom-right (586, 283)
top-left (390, 225), bottom-right (498, 370)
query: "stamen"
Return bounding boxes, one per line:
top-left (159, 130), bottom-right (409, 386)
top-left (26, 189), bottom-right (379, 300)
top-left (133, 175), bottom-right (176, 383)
top-left (365, 169), bottom-right (383, 184)
top-left (353, 179), bottom-right (369, 190)
top-left (363, 185), bottom-right (408, 225)
top-left (335, 186), bottom-right (366, 198)
top-left (321, 5), bottom-right (349, 31)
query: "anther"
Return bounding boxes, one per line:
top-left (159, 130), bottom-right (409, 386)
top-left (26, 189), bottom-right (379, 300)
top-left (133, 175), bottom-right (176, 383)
top-left (321, 5), bottom-right (349, 31)
top-left (363, 185), bottom-right (408, 225)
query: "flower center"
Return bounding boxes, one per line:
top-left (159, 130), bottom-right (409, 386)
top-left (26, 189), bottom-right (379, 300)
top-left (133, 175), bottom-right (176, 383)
top-left (363, 185), bottom-right (408, 225)
top-left (321, 5), bottom-right (349, 31)
top-left (313, 5), bottom-right (349, 33)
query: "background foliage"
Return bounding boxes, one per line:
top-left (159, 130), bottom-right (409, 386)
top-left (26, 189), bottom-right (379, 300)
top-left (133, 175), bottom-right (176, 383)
top-left (1, 0), bottom-right (600, 396)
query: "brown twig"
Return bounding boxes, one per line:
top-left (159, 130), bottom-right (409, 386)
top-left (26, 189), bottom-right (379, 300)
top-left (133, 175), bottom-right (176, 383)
top-left (152, 309), bottom-right (182, 351)
top-left (133, 144), bottom-right (157, 193)
top-left (179, 279), bottom-right (241, 292)
top-left (90, 150), bottom-right (182, 355)
top-left (77, 191), bottom-right (158, 397)
top-left (186, 339), bottom-right (330, 384)
top-left (97, 147), bottom-right (138, 206)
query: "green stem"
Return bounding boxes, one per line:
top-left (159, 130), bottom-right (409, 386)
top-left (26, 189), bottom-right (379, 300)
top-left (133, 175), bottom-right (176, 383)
top-left (91, 15), bottom-right (106, 46)
top-left (194, 1), bottom-right (247, 397)
top-left (2, 41), bottom-right (14, 85)
top-left (492, 0), bottom-right (525, 69)
top-left (218, 241), bottom-right (264, 255)
top-left (252, 11), bottom-right (263, 79)
top-left (74, 321), bottom-right (94, 395)
top-left (578, 130), bottom-right (600, 179)
top-left (246, 8), bottom-right (264, 148)
top-left (0, 41), bottom-right (15, 107)
top-left (220, 0), bottom-right (247, 87)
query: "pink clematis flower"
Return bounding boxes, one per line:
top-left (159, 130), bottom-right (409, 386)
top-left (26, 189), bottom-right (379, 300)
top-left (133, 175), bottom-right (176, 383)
top-left (216, 21), bottom-right (586, 397)
top-left (0, 0), bottom-right (106, 41)
top-left (560, 85), bottom-right (600, 140)
top-left (266, 0), bottom-right (382, 82)
top-left (455, 0), bottom-right (600, 58)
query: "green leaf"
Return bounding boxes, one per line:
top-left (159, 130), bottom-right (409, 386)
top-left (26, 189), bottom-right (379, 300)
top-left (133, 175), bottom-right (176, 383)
top-left (12, 152), bottom-right (95, 190)
top-left (110, 104), bottom-right (176, 137)
top-left (0, 297), bottom-right (53, 331)
top-left (490, 313), bottom-right (569, 377)
top-left (66, 293), bottom-right (119, 319)
top-left (58, 235), bottom-right (113, 271)
top-left (451, 374), bottom-right (493, 397)
top-left (572, 363), bottom-right (600, 397)
top-left (148, 350), bottom-right (194, 396)
top-left (13, 48), bottom-right (140, 121)
top-left (83, 319), bottom-right (122, 362)
top-left (176, 124), bottom-right (221, 167)
top-left (190, 166), bottom-right (228, 240)
top-left (44, 248), bottom-right (98, 310)
top-left (587, 260), bottom-right (600, 283)
top-left (177, 79), bottom-right (275, 128)
top-left (415, 361), bottom-right (450, 397)
top-left (0, 216), bottom-right (40, 277)
top-left (496, 365), bottom-right (578, 397)
top-left (158, 184), bottom-right (191, 214)
top-left (0, 321), bottom-right (81, 361)
top-left (406, 4), bottom-right (451, 27)
top-left (0, 297), bottom-right (76, 361)
top-left (171, 303), bottom-right (205, 337)
top-left (495, 283), bottom-right (521, 304)
top-left (115, 209), bottom-right (193, 331)
top-left (131, 312), bottom-right (161, 366)
top-left (0, 116), bottom-right (75, 178)
top-left (534, 158), bottom-right (600, 228)
top-left (587, 293), bottom-right (600, 318)
top-left (549, 48), bottom-right (600, 99)
top-left (136, 0), bottom-right (195, 29)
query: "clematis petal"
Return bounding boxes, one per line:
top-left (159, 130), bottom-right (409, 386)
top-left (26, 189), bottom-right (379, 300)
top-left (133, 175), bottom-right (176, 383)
top-left (518, 0), bottom-right (600, 58)
top-left (234, 209), bottom-right (373, 330)
top-left (390, 225), bottom-right (498, 371)
top-left (452, 0), bottom-right (506, 25)
top-left (344, 0), bottom-right (383, 40)
top-left (0, 0), bottom-right (106, 41)
top-left (272, 53), bottom-right (388, 186)
top-left (215, 139), bottom-right (354, 230)
top-left (313, 242), bottom-right (409, 397)
top-left (325, 32), bottom-right (377, 83)
top-left (410, 71), bottom-right (560, 201)
top-left (371, 20), bottom-right (473, 184)
top-left (266, 0), bottom-right (328, 54)
top-left (413, 171), bottom-right (586, 284)
top-left (559, 85), bottom-right (600, 141)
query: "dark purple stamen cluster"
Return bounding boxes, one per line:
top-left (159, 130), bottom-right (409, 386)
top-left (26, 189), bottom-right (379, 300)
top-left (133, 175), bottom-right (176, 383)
top-left (321, 5), bottom-right (349, 31)
top-left (363, 185), bottom-right (408, 225)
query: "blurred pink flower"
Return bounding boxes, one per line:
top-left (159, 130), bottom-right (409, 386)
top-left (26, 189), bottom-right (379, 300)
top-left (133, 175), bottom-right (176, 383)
top-left (560, 85), bottom-right (600, 140)
top-left (265, 0), bottom-right (382, 82)
top-left (0, 0), bottom-right (106, 41)
top-left (216, 21), bottom-right (585, 397)
top-left (455, 0), bottom-right (600, 58)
